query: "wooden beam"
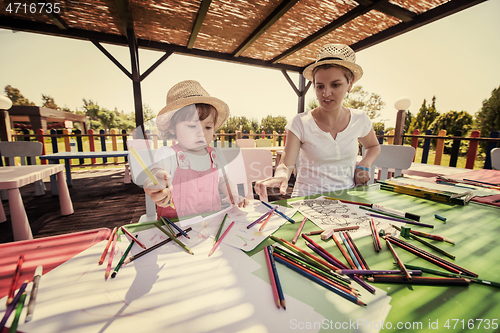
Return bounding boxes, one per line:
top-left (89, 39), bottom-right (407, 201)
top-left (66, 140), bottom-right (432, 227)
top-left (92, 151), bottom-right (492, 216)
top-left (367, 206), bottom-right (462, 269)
top-left (233, 0), bottom-right (300, 57)
top-left (140, 51), bottom-right (173, 82)
top-left (90, 40), bottom-right (132, 79)
top-left (114, 0), bottom-right (135, 36)
top-left (187, 0), bottom-right (212, 49)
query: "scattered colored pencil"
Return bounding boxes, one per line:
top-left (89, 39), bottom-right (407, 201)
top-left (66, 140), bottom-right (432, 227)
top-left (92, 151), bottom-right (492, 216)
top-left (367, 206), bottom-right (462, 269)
top-left (367, 275), bottom-right (469, 286)
top-left (305, 230), bottom-right (324, 236)
top-left (259, 207), bottom-right (276, 231)
top-left (105, 233), bottom-right (118, 280)
top-left (111, 236), bottom-right (136, 278)
top-left (129, 147), bottom-right (158, 185)
top-left (324, 197), bottom-right (372, 207)
top-left (261, 201), bottom-right (295, 223)
top-left (370, 204), bottom-right (420, 221)
top-left (384, 236), bottom-right (412, 280)
top-left (25, 265), bottom-right (43, 322)
top-left (214, 213), bottom-right (228, 244)
top-left (338, 269), bottom-right (422, 276)
top-left (339, 232), bottom-right (362, 269)
top-left (406, 228), bottom-right (455, 244)
top-left (463, 178), bottom-right (500, 187)
top-left (7, 254), bottom-right (24, 306)
top-left (8, 291), bottom-right (27, 333)
top-left (247, 207), bottom-right (275, 229)
top-left (0, 280), bottom-right (28, 332)
top-left (121, 226), bottom-right (147, 249)
top-left (330, 233), bottom-right (356, 269)
top-left (370, 218), bottom-right (382, 252)
top-left (154, 222), bottom-right (194, 255)
top-left (267, 246), bottom-right (286, 309)
top-left (123, 227), bottom-right (192, 264)
top-left (209, 221), bottom-right (235, 256)
top-left (292, 217), bottom-right (307, 244)
top-left (366, 212), bottom-right (434, 228)
top-left (321, 226), bottom-right (360, 240)
top-left (302, 234), bottom-right (347, 269)
top-left (345, 232), bottom-right (369, 270)
top-left (264, 245), bottom-right (280, 308)
top-left (99, 227), bottom-right (118, 265)
top-left (161, 216), bottom-right (190, 239)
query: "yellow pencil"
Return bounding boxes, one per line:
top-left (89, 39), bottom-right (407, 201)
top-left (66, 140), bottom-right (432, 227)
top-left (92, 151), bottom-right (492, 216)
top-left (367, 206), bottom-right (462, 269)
top-left (129, 147), bottom-right (158, 185)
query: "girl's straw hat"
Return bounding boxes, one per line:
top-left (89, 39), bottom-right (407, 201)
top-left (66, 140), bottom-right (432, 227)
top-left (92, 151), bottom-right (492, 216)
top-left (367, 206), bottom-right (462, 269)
top-left (302, 44), bottom-right (363, 83)
top-left (157, 80), bottom-right (229, 130)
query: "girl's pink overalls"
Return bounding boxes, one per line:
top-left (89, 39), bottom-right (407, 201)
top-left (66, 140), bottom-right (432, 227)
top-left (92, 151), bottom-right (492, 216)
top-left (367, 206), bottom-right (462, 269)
top-left (156, 144), bottom-right (221, 219)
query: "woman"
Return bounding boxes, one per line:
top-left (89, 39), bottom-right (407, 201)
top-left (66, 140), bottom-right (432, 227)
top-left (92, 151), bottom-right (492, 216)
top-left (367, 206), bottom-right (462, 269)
top-left (255, 44), bottom-right (380, 200)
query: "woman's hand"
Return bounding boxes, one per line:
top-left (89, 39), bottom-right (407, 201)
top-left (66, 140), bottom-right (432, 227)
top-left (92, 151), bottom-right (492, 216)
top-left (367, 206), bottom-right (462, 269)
top-left (254, 175), bottom-right (289, 202)
top-left (354, 167), bottom-right (370, 186)
top-left (143, 170), bottom-right (173, 207)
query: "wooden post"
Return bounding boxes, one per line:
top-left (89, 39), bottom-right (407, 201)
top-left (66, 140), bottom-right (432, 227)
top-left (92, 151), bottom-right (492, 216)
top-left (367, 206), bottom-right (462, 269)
top-left (220, 130), bottom-right (225, 148)
top-left (110, 129), bottom-right (118, 163)
top-left (421, 130), bottom-right (432, 164)
top-left (88, 129), bottom-right (96, 164)
top-left (410, 129), bottom-right (420, 162)
top-left (100, 129), bottom-right (107, 164)
top-left (387, 130), bottom-right (395, 145)
top-left (434, 129), bottom-right (447, 165)
top-left (465, 130), bottom-right (480, 169)
top-left (273, 131), bottom-right (277, 146)
top-left (449, 130), bottom-right (462, 167)
top-left (393, 109), bottom-right (405, 145)
top-left (37, 129), bottom-right (47, 165)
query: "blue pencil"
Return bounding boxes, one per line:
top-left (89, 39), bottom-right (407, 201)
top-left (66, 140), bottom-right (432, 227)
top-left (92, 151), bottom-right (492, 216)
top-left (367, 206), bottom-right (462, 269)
top-left (161, 216), bottom-right (190, 239)
top-left (261, 201), bottom-right (295, 223)
top-left (339, 232), bottom-right (362, 269)
top-left (274, 256), bottom-right (366, 306)
top-left (267, 246), bottom-right (286, 309)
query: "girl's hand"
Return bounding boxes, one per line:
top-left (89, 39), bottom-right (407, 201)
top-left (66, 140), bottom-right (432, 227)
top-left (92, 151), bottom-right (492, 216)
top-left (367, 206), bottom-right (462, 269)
top-left (254, 176), bottom-right (288, 202)
top-left (354, 167), bottom-right (370, 186)
top-left (144, 170), bottom-right (173, 207)
top-left (236, 197), bottom-right (249, 208)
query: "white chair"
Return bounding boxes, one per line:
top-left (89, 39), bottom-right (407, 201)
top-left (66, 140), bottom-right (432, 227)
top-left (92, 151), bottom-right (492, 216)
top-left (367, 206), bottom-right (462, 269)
top-left (240, 148), bottom-right (273, 199)
top-left (491, 148), bottom-right (500, 170)
top-left (366, 145), bottom-right (416, 185)
top-left (236, 139), bottom-right (255, 148)
top-left (127, 140), bottom-right (157, 222)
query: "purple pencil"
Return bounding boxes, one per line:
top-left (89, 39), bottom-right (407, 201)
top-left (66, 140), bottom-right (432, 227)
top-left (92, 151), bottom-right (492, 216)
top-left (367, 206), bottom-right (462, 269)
top-left (367, 213), bottom-right (434, 228)
top-left (338, 269), bottom-right (423, 276)
top-left (247, 206), bottom-right (277, 229)
top-left (0, 280), bottom-right (28, 331)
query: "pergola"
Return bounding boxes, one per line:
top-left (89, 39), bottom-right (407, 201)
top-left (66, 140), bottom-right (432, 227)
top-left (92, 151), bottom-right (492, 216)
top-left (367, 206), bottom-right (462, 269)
top-left (0, 0), bottom-right (486, 130)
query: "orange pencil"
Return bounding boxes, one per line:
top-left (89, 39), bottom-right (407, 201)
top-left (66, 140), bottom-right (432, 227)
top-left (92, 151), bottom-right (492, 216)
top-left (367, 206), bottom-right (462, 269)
top-left (331, 233), bottom-right (356, 269)
top-left (99, 227), bottom-right (117, 265)
top-left (7, 254), bottom-right (24, 306)
top-left (259, 208), bottom-right (275, 232)
top-left (105, 233), bottom-right (118, 280)
top-left (121, 226), bottom-right (147, 249)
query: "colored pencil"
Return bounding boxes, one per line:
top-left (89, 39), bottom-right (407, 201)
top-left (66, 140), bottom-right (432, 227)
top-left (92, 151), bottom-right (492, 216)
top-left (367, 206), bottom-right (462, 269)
top-left (304, 241), bottom-right (347, 270)
top-left (25, 265), bottom-right (43, 322)
top-left (274, 256), bottom-right (366, 306)
top-left (8, 291), bottom-right (27, 333)
top-left (214, 213), bottom-right (228, 244)
top-left (360, 206), bottom-right (415, 222)
top-left (331, 233), bottom-right (356, 269)
top-left (367, 275), bottom-right (469, 286)
top-left (121, 226), bottom-right (147, 249)
top-left (384, 237), bottom-right (412, 280)
top-left (161, 216), bottom-right (190, 239)
top-left (105, 233), bottom-right (118, 280)
top-left (247, 207), bottom-right (275, 229)
top-left (209, 221), bottom-right (235, 256)
top-left (259, 207), bottom-right (276, 231)
top-left (261, 201), bottom-right (295, 223)
top-left (339, 269), bottom-right (422, 276)
top-left (370, 204), bottom-right (420, 221)
top-left (111, 236), bottom-right (136, 278)
top-left (370, 218), bottom-right (382, 252)
top-left (321, 226), bottom-right (360, 240)
top-left (302, 234), bottom-right (347, 268)
top-left (390, 224), bottom-right (456, 259)
top-left (305, 230), bottom-right (324, 236)
top-left (378, 181), bottom-right (470, 205)
top-left (345, 232), bottom-right (369, 270)
top-left (154, 222), bottom-right (194, 255)
top-left (99, 227), bottom-right (118, 265)
top-left (324, 197), bottom-right (372, 207)
top-left (339, 232), bottom-right (362, 269)
top-left (264, 245), bottom-right (280, 308)
top-left (463, 178), bottom-right (500, 187)
top-left (267, 246), bottom-right (286, 309)
top-left (7, 254), bottom-right (24, 306)
top-left (129, 147), bottom-right (158, 185)
top-left (0, 280), bottom-right (28, 332)
top-left (292, 217), bottom-right (307, 244)
top-left (123, 227), bottom-right (192, 264)
top-left (407, 228), bottom-right (455, 244)
top-left (366, 212), bottom-right (434, 228)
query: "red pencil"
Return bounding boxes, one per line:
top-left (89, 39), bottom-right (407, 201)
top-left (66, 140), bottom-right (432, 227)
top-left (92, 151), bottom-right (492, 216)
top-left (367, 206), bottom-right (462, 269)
top-left (7, 254), bottom-right (24, 306)
top-left (121, 226), bottom-right (147, 249)
top-left (264, 246), bottom-right (280, 308)
top-left (99, 227), bottom-right (117, 265)
top-left (105, 234), bottom-right (118, 280)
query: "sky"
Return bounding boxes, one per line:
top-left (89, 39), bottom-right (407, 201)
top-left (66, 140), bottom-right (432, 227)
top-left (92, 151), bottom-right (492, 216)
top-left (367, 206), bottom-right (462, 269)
top-left (0, 0), bottom-right (499, 129)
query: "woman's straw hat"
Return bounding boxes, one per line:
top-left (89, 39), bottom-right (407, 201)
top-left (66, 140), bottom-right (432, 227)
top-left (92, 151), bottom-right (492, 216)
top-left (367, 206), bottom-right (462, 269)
top-left (302, 44), bottom-right (363, 83)
top-left (157, 80), bottom-right (229, 130)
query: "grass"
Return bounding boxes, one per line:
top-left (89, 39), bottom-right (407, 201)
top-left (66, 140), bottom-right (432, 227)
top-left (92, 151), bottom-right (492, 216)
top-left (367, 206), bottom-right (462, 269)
top-left (412, 147), bottom-right (484, 169)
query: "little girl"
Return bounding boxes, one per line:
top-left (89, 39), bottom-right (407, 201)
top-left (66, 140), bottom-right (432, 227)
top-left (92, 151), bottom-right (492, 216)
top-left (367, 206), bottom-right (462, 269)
top-left (144, 80), bottom-right (248, 219)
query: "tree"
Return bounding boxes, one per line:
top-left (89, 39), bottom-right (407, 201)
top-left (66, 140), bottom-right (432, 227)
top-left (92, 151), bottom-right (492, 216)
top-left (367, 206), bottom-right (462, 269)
top-left (408, 96), bottom-right (440, 134)
top-left (343, 86), bottom-right (384, 119)
top-left (41, 94), bottom-right (60, 109)
top-left (218, 116), bottom-right (251, 134)
top-left (4, 85), bottom-right (35, 106)
top-left (430, 110), bottom-right (473, 136)
top-left (260, 115), bottom-right (287, 134)
top-left (474, 85), bottom-right (500, 152)
top-left (306, 99), bottom-right (319, 111)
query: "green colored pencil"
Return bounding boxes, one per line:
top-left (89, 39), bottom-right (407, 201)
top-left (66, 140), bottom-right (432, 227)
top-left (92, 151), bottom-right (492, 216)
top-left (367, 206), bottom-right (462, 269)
top-left (154, 222), bottom-right (193, 255)
top-left (391, 224), bottom-right (456, 259)
top-left (8, 292), bottom-right (27, 333)
top-left (359, 206), bottom-right (415, 222)
top-left (111, 235), bottom-right (136, 278)
top-left (214, 214), bottom-right (228, 244)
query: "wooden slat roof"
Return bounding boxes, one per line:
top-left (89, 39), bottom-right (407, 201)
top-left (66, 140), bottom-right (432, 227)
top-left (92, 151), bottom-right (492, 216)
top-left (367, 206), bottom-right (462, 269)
top-left (0, 0), bottom-right (486, 73)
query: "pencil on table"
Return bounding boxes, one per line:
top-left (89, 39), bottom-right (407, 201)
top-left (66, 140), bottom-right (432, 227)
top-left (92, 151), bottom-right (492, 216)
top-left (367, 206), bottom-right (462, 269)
top-left (305, 230), bottom-right (324, 236)
top-left (25, 265), bottom-right (43, 322)
top-left (208, 221), bottom-right (235, 257)
top-left (345, 232), bottom-right (369, 270)
top-left (370, 218), bottom-right (382, 252)
top-left (339, 232), bottom-right (362, 269)
top-left (383, 236), bottom-right (412, 280)
top-left (367, 275), bottom-right (469, 286)
top-left (121, 226), bottom-right (147, 249)
top-left (161, 216), bottom-right (190, 239)
top-left (302, 233), bottom-right (347, 269)
top-left (292, 217), bottom-right (307, 244)
top-left (264, 246), bottom-right (280, 308)
top-left (322, 226), bottom-right (360, 239)
top-left (111, 236), bottom-right (136, 278)
top-left (214, 213), bottom-right (228, 244)
top-left (331, 233), bottom-right (356, 269)
top-left (247, 207), bottom-right (276, 229)
top-left (8, 292), bottom-right (27, 333)
top-left (267, 246), bottom-right (286, 309)
top-left (154, 222), bottom-right (194, 255)
top-left (99, 227), bottom-right (117, 265)
top-left (390, 224), bottom-right (455, 259)
top-left (259, 207), bottom-right (276, 231)
top-left (261, 201), bottom-right (295, 223)
top-left (0, 280), bottom-right (28, 332)
top-left (105, 233), bottom-right (118, 280)
top-left (324, 197), bottom-right (372, 207)
top-left (7, 254), bottom-right (24, 306)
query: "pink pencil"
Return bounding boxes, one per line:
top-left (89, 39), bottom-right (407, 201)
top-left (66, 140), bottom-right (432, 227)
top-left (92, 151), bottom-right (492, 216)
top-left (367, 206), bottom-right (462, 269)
top-left (208, 221), bottom-right (235, 257)
top-left (264, 246), bottom-right (280, 308)
top-left (292, 217), bottom-right (307, 244)
top-left (121, 226), bottom-right (147, 249)
top-left (105, 234), bottom-right (118, 280)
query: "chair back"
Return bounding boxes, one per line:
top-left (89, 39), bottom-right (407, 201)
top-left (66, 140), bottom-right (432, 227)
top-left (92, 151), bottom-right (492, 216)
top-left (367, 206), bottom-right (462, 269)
top-left (0, 141), bottom-right (42, 165)
top-left (367, 145), bottom-right (415, 185)
top-left (240, 148), bottom-right (273, 199)
top-left (255, 138), bottom-right (273, 147)
top-left (491, 148), bottom-right (500, 170)
top-left (236, 139), bottom-right (255, 148)
top-left (127, 140), bottom-right (156, 219)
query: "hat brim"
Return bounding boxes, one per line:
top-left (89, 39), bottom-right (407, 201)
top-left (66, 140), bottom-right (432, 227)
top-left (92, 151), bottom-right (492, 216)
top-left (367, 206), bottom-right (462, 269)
top-left (157, 96), bottom-right (229, 130)
top-left (303, 60), bottom-right (363, 83)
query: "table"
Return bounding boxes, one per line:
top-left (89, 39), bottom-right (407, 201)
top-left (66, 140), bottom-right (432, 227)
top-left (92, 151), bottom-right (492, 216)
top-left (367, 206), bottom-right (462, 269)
top-left (0, 165), bottom-right (74, 241)
top-left (40, 151), bottom-right (129, 186)
top-left (403, 162), bottom-right (474, 178)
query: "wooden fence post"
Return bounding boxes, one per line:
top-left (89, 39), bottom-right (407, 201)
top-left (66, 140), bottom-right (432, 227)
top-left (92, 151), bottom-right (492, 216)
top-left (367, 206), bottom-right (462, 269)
top-left (410, 129), bottom-right (420, 161)
top-left (434, 129), bottom-right (447, 165)
top-left (100, 130), bottom-right (107, 164)
top-left (484, 130), bottom-right (500, 169)
top-left (378, 130), bottom-right (384, 144)
top-left (449, 130), bottom-right (462, 167)
top-left (88, 129), bottom-right (96, 165)
top-left (421, 129), bottom-right (433, 164)
top-left (387, 130), bottom-right (394, 145)
top-left (283, 131), bottom-right (287, 147)
top-left (37, 129), bottom-right (47, 165)
top-left (465, 130), bottom-right (480, 169)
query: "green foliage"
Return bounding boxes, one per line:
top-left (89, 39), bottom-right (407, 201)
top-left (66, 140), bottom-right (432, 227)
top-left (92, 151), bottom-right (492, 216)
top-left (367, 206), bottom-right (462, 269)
top-left (306, 99), bottom-right (319, 111)
top-left (342, 86), bottom-right (384, 119)
top-left (4, 85), bottom-right (35, 106)
top-left (260, 115), bottom-right (287, 134)
top-left (408, 96), bottom-right (440, 134)
top-left (429, 110), bottom-right (473, 136)
top-left (41, 94), bottom-right (59, 109)
top-left (372, 122), bottom-right (385, 135)
top-left (404, 110), bottom-right (413, 133)
top-left (474, 85), bottom-right (500, 152)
